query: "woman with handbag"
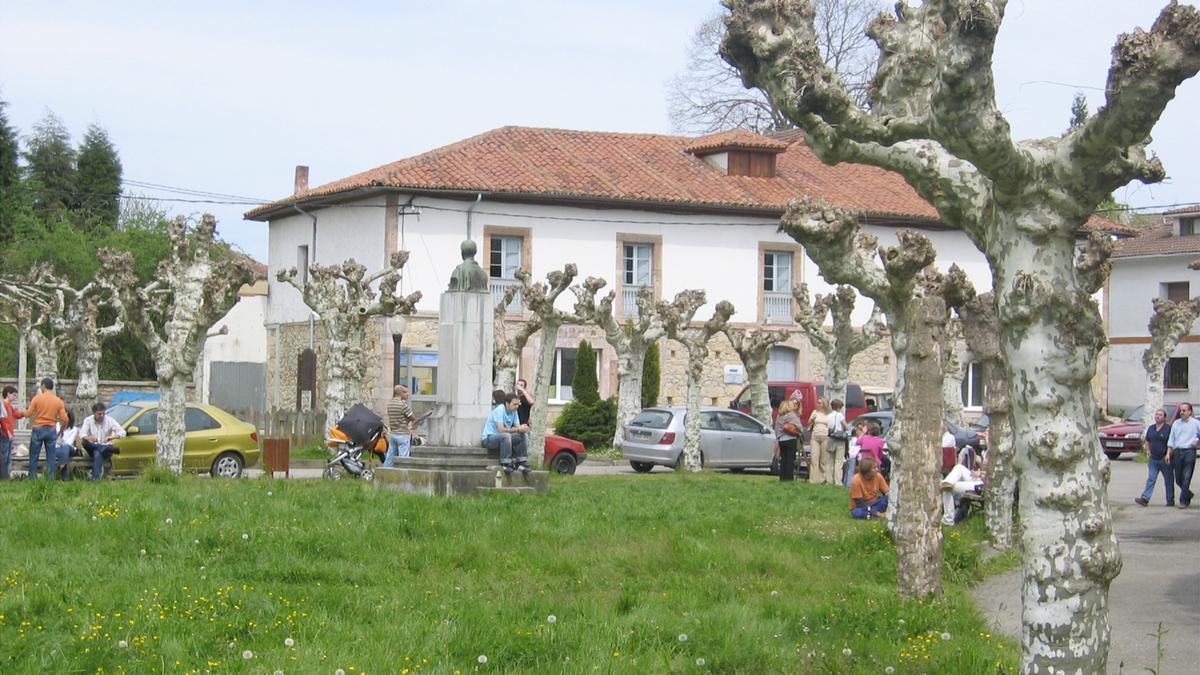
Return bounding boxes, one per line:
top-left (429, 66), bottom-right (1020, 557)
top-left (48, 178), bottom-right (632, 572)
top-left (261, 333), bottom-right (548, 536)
top-left (774, 399), bottom-right (804, 482)
top-left (807, 398), bottom-right (832, 484)
top-left (827, 399), bottom-right (848, 484)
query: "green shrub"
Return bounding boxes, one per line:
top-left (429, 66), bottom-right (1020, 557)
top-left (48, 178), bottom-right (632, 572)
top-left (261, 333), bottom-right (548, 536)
top-left (553, 396), bottom-right (617, 448)
top-left (642, 340), bottom-right (660, 408)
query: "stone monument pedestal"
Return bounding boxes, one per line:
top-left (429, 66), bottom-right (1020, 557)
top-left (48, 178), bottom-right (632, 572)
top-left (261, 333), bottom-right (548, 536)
top-left (376, 274), bottom-right (548, 497)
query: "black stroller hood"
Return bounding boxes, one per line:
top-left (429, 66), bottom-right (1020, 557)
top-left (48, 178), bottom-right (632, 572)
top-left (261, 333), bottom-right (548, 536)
top-left (337, 403), bottom-right (384, 447)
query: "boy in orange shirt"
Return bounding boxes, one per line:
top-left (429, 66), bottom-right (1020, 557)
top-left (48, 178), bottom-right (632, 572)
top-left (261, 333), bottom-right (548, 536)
top-left (849, 456), bottom-right (889, 519)
top-left (26, 378), bottom-right (69, 479)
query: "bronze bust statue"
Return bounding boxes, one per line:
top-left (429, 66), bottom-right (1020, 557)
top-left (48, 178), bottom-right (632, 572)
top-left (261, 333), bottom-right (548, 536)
top-left (447, 239), bottom-right (489, 292)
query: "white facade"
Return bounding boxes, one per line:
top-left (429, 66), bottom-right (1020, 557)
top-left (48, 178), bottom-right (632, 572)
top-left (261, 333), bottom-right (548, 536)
top-left (200, 286), bottom-right (268, 406)
top-left (265, 194), bottom-right (994, 327)
top-left (1105, 252), bottom-right (1200, 414)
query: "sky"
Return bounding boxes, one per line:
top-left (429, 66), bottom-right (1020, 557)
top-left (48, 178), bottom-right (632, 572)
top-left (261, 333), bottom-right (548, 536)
top-left (2, 1), bottom-right (1197, 262)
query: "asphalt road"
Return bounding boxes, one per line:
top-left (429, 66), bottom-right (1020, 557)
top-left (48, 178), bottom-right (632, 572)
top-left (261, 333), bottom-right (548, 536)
top-left (972, 457), bottom-right (1200, 674)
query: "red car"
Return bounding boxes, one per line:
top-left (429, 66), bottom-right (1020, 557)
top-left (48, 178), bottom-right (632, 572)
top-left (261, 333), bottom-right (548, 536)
top-left (1098, 404), bottom-right (1179, 459)
top-left (545, 434), bottom-right (586, 474)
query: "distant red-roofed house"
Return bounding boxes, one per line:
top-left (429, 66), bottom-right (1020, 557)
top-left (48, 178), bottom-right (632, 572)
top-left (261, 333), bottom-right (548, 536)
top-left (1105, 210), bottom-right (1200, 413)
top-left (245, 125), bottom-right (1132, 415)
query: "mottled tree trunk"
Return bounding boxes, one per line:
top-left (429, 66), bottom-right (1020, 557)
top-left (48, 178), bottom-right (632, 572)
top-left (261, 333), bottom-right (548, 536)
top-left (74, 337), bottom-right (103, 412)
top-left (27, 330), bottom-right (59, 384)
top-left (322, 324), bottom-right (369, 433)
top-left (1140, 295), bottom-right (1200, 427)
top-left (680, 350), bottom-right (705, 471)
top-left (613, 345), bottom-right (647, 447)
top-left (155, 373), bottom-right (189, 472)
top-left (981, 358), bottom-right (1015, 548)
top-left (493, 358), bottom-right (517, 394)
top-left (528, 319), bottom-right (562, 466)
top-left (941, 321), bottom-right (965, 426)
top-left (888, 294), bottom-right (944, 597)
top-left (744, 358), bottom-right (771, 427)
top-left (824, 358), bottom-right (849, 413)
top-left (991, 223), bottom-right (1119, 673)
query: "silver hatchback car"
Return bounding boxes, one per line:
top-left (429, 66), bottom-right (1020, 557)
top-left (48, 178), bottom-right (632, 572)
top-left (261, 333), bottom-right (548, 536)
top-left (622, 406), bottom-right (776, 472)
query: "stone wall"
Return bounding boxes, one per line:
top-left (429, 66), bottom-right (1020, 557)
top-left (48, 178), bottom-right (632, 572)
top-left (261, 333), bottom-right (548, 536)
top-left (266, 315), bottom-right (901, 420)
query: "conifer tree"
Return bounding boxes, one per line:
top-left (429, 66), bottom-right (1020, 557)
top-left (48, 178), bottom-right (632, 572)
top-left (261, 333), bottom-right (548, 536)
top-left (0, 96), bottom-right (22, 243)
top-left (641, 341), bottom-right (660, 409)
top-left (573, 340), bottom-right (599, 405)
top-left (75, 124), bottom-right (122, 230)
top-left (22, 111), bottom-right (76, 216)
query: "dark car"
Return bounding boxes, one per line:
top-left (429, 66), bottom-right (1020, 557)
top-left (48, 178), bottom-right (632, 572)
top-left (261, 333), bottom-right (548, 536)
top-left (1099, 404), bottom-right (1179, 460)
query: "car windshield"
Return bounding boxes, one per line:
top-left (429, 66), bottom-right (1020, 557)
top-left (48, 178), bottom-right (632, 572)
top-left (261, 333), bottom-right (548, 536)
top-left (1124, 404), bottom-right (1178, 422)
top-left (629, 410), bottom-right (673, 429)
top-left (106, 404), bottom-right (142, 425)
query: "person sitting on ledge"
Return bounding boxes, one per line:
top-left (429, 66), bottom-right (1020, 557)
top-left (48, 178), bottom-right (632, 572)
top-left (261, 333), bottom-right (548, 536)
top-left (482, 393), bottom-right (531, 476)
top-left (848, 456), bottom-right (889, 520)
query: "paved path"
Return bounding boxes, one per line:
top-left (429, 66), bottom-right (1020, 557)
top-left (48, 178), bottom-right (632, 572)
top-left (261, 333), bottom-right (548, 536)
top-left (972, 458), bottom-right (1199, 674)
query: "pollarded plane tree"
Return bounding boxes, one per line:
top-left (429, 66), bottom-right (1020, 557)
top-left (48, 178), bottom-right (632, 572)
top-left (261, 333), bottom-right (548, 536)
top-left (722, 325), bottom-right (790, 427)
top-left (657, 291), bottom-right (734, 472)
top-left (780, 202), bottom-right (966, 598)
top-left (721, 2), bottom-right (1199, 670)
top-left (278, 250), bottom-right (422, 435)
top-left (954, 288), bottom-right (1015, 549)
top-left (572, 279), bottom-right (666, 446)
top-left (517, 264), bottom-right (582, 466)
top-left (1139, 261), bottom-right (1200, 430)
top-left (0, 273), bottom-right (56, 382)
top-left (33, 249), bottom-right (135, 412)
top-left (791, 283), bottom-right (885, 410)
top-left (118, 215), bottom-right (255, 473)
top-left (492, 282), bottom-right (542, 393)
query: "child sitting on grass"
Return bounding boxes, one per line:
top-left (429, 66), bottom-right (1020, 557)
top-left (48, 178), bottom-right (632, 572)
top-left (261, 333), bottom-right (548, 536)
top-left (849, 456), bottom-right (889, 519)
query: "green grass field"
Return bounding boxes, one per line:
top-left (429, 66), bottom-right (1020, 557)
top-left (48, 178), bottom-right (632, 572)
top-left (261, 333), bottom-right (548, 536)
top-left (0, 472), bottom-right (1017, 673)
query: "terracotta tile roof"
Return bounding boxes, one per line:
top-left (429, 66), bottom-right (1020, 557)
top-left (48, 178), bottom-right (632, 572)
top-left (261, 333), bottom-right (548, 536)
top-left (1084, 215), bottom-right (1138, 237)
top-left (245, 126), bottom-right (939, 222)
top-left (1112, 223), bottom-right (1200, 258)
top-left (684, 128), bottom-right (789, 154)
top-left (1163, 204), bottom-right (1200, 216)
top-left (243, 125), bottom-right (1137, 239)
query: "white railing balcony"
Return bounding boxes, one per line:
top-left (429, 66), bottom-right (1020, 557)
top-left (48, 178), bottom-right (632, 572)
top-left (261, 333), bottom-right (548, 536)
top-left (764, 292), bottom-right (794, 324)
top-left (490, 277), bottom-right (522, 313)
top-left (622, 285), bottom-right (651, 319)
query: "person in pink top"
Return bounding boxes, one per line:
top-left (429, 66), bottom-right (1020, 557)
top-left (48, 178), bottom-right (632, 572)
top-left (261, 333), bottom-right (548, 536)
top-left (857, 421), bottom-right (886, 466)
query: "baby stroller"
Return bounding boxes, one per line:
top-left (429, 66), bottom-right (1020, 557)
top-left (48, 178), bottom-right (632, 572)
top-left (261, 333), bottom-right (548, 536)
top-left (323, 404), bottom-right (386, 481)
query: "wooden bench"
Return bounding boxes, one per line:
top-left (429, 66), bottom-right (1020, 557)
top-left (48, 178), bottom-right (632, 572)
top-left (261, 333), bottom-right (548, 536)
top-left (5, 430), bottom-right (110, 479)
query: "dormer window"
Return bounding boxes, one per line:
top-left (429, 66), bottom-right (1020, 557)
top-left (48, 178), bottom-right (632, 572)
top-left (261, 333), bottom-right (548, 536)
top-left (685, 129), bottom-right (788, 179)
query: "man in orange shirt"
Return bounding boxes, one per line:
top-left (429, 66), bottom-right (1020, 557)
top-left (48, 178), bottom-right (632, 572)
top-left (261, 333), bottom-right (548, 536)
top-left (26, 378), bottom-right (69, 479)
top-left (848, 455), bottom-right (889, 519)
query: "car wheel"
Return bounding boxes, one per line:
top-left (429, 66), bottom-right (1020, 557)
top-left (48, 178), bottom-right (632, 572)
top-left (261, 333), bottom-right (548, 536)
top-left (629, 460), bottom-right (654, 473)
top-left (551, 452), bottom-right (578, 475)
top-left (210, 452), bottom-right (244, 479)
top-left (1104, 451), bottom-right (1122, 460)
top-left (323, 464), bottom-right (344, 480)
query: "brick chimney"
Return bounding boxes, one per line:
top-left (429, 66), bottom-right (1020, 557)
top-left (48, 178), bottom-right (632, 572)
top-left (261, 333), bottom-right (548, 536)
top-left (294, 165), bottom-right (309, 194)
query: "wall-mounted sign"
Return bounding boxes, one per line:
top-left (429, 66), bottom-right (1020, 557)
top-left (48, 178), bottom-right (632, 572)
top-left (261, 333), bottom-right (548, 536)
top-left (723, 364), bottom-right (745, 384)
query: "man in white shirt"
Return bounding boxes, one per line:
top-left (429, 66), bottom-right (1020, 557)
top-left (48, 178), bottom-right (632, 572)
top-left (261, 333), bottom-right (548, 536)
top-left (80, 403), bottom-right (126, 480)
top-left (941, 463), bottom-right (984, 526)
top-left (1166, 402), bottom-right (1200, 508)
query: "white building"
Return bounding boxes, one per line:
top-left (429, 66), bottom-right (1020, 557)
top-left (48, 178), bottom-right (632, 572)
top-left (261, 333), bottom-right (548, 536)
top-left (1106, 207), bottom-right (1200, 414)
top-left (245, 126), bottom-right (1126, 416)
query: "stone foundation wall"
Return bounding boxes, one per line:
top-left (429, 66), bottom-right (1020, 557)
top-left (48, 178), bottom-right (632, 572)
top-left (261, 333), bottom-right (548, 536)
top-left (267, 315), bottom-right (902, 421)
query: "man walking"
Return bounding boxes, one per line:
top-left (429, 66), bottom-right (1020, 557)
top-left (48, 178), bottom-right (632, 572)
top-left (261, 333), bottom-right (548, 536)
top-left (26, 378), bottom-right (69, 479)
top-left (1136, 408), bottom-right (1174, 506)
top-left (80, 403), bottom-right (125, 480)
top-left (1167, 402), bottom-right (1200, 508)
top-left (482, 393), bottom-right (531, 476)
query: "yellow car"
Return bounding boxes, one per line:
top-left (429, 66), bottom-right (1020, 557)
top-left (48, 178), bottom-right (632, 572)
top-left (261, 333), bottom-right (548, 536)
top-left (106, 401), bottom-right (261, 478)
